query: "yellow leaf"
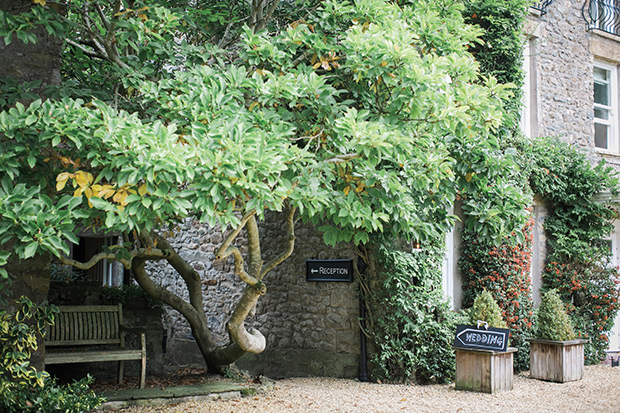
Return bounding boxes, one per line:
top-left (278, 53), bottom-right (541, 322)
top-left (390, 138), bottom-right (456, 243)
top-left (465, 172), bottom-right (474, 182)
top-left (32, 0), bottom-right (46, 6)
top-left (117, 205), bottom-right (125, 212)
top-left (118, 191), bottom-right (129, 206)
top-left (74, 171), bottom-right (93, 188)
top-left (84, 187), bottom-right (94, 198)
top-left (73, 187), bottom-right (83, 197)
top-left (57, 172), bottom-right (71, 181)
top-left (380, 61), bottom-right (388, 67)
top-left (248, 101), bottom-right (259, 112)
top-left (138, 183), bottom-right (148, 196)
top-left (56, 173), bottom-right (70, 191)
top-left (99, 186), bottom-right (116, 199)
top-left (113, 191), bottom-right (122, 204)
top-left (344, 186), bottom-right (350, 195)
top-left (56, 181), bottom-right (67, 191)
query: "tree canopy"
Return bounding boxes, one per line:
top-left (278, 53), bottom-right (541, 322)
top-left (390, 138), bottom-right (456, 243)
top-left (0, 0), bottom-right (529, 370)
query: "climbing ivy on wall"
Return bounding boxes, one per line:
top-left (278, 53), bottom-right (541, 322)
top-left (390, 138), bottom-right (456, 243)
top-left (520, 136), bottom-right (620, 364)
top-left (463, 0), bottom-right (531, 123)
top-left (459, 218), bottom-right (535, 371)
top-left (358, 237), bottom-right (458, 384)
top-left (457, 0), bottom-right (534, 372)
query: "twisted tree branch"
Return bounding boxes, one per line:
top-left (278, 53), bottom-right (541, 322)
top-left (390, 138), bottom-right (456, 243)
top-left (58, 247), bottom-right (172, 270)
top-left (261, 206), bottom-right (296, 279)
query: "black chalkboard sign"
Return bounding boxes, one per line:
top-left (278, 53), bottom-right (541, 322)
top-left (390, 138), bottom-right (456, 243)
top-left (453, 324), bottom-right (510, 352)
top-left (306, 259), bottom-right (353, 282)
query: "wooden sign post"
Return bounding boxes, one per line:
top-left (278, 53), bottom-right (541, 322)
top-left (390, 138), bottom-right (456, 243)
top-left (453, 324), bottom-right (515, 394)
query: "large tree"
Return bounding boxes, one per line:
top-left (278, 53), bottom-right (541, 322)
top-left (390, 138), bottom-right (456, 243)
top-left (0, 0), bottom-right (528, 372)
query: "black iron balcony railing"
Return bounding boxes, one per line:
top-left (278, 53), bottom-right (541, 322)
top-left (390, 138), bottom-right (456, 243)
top-left (583, 0), bottom-right (620, 36)
top-left (531, 0), bottom-right (555, 15)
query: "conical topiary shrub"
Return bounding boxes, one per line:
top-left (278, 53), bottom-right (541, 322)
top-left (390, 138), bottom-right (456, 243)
top-left (527, 289), bottom-right (584, 383)
top-left (536, 290), bottom-right (576, 341)
top-left (456, 290), bottom-right (515, 394)
top-left (469, 290), bottom-right (508, 329)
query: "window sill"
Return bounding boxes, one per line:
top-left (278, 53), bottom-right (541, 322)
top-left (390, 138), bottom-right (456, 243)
top-left (591, 29), bottom-right (620, 44)
top-left (595, 148), bottom-right (620, 160)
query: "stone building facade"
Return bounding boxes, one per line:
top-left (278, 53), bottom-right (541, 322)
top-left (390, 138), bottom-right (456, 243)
top-left (443, 0), bottom-right (620, 351)
top-left (525, 0), bottom-right (620, 347)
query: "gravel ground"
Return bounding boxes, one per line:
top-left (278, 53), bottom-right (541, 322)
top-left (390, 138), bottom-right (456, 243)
top-left (120, 365), bottom-right (620, 413)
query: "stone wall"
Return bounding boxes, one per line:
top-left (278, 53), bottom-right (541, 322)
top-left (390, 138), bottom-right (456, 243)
top-left (527, 1), bottom-right (593, 149)
top-left (527, 0), bottom-right (620, 171)
top-left (150, 215), bottom-right (361, 379)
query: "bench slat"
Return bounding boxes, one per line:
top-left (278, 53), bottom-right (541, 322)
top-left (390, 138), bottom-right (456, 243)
top-left (45, 338), bottom-right (121, 347)
top-left (46, 349), bottom-right (143, 364)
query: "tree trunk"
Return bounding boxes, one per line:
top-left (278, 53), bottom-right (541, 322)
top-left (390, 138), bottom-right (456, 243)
top-left (2, 251), bottom-right (52, 371)
top-left (0, 0), bottom-right (62, 371)
top-left (0, 0), bottom-right (63, 89)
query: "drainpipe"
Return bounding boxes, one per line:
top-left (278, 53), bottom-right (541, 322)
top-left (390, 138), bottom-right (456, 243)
top-left (359, 296), bottom-right (369, 382)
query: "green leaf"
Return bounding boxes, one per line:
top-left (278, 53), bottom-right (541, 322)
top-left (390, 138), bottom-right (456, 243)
top-left (23, 243), bottom-right (38, 259)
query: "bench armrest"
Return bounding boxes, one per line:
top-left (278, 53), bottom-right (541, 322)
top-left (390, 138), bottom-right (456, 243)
top-left (119, 324), bottom-right (148, 334)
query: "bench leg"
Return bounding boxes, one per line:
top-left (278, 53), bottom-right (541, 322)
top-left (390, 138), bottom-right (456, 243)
top-left (118, 360), bottom-right (124, 385)
top-left (140, 357), bottom-right (146, 389)
top-left (139, 333), bottom-right (146, 389)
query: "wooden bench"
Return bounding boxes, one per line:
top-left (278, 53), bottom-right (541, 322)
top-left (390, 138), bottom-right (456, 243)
top-left (44, 304), bottom-right (147, 388)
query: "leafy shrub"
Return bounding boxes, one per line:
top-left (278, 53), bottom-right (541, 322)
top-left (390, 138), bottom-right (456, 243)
top-left (518, 136), bottom-right (620, 363)
top-left (459, 218), bottom-right (534, 370)
top-left (469, 290), bottom-right (508, 329)
top-left (360, 239), bottom-right (457, 384)
top-left (2, 375), bottom-right (104, 413)
top-left (535, 290), bottom-right (576, 341)
top-left (100, 284), bottom-right (163, 309)
top-left (463, 0), bottom-right (530, 123)
top-left (0, 297), bottom-right (104, 412)
top-left (49, 262), bottom-right (85, 283)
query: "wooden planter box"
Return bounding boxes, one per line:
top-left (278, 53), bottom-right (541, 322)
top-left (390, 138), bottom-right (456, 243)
top-left (454, 347), bottom-right (516, 394)
top-left (526, 338), bottom-right (587, 383)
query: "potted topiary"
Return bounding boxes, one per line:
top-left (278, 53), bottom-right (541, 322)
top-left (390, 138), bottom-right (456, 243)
top-left (454, 290), bottom-right (516, 394)
top-left (526, 290), bottom-right (587, 383)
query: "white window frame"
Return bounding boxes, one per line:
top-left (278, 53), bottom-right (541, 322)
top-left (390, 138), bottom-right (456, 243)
top-left (594, 60), bottom-right (619, 154)
top-left (606, 221), bottom-right (620, 351)
top-left (520, 38), bottom-right (532, 138)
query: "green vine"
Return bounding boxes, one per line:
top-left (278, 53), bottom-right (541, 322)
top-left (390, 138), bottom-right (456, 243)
top-left (519, 136), bottom-right (620, 363)
top-left (359, 237), bottom-right (458, 384)
top-left (463, 0), bottom-right (531, 125)
top-left (459, 217), bottom-right (534, 371)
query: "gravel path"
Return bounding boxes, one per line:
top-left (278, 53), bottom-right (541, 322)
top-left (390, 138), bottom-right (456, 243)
top-left (121, 365), bottom-right (620, 412)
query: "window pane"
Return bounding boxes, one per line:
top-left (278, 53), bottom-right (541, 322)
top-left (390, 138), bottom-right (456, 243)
top-left (595, 122), bottom-right (609, 148)
top-left (595, 81), bottom-right (610, 106)
top-left (595, 66), bottom-right (609, 81)
top-left (595, 107), bottom-right (610, 120)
